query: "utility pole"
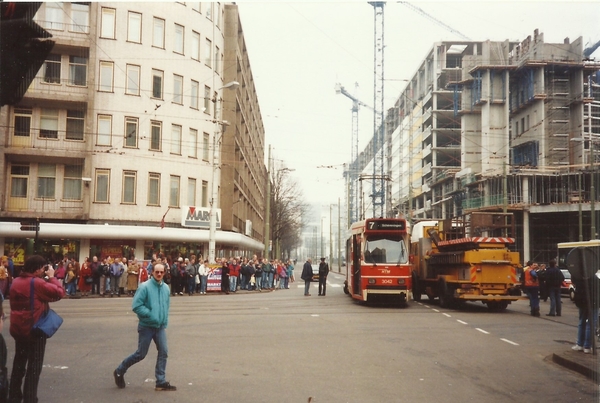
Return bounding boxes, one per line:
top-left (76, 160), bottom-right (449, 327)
top-left (264, 145), bottom-right (271, 259)
top-left (329, 204), bottom-right (333, 269)
top-left (338, 198), bottom-right (341, 272)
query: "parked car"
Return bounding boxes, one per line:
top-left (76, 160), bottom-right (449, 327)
top-left (560, 269), bottom-right (575, 300)
top-left (311, 264), bottom-right (320, 282)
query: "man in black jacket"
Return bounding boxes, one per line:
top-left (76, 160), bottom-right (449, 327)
top-left (545, 259), bottom-right (564, 316)
top-left (318, 257), bottom-right (329, 296)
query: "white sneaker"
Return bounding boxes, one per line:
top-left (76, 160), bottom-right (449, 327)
top-left (583, 348), bottom-right (591, 354)
top-left (572, 345), bottom-right (583, 351)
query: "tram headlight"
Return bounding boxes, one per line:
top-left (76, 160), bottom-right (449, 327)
top-left (368, 279), bottom-right (376, 285)
top-left (397, 279), bottom-right (405, 285)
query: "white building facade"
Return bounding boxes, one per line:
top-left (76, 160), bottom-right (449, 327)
top-left (0, 2), bottom-right (264, 266)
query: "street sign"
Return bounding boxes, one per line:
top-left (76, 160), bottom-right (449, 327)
top-left (20, 221), bottom-right (39, 231)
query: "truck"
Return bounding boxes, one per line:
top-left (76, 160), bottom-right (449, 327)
top-left (410, 212), bottom-right (522, 311)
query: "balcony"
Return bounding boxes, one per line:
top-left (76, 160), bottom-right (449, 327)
top-left (25, 77), bottom-right (90, 104)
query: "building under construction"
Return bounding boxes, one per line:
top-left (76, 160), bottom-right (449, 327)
top-left (356, 30), bottom-right (600, 264)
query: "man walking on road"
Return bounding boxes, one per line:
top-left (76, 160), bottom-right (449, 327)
top-left (113, 263), bottom-right (176, 391)
top-left (545, 259), bottom-right (564, 317)
top-left (318, 257), bottom-right (329, 296)
top-left (301, 259), bottom-right (313, 296)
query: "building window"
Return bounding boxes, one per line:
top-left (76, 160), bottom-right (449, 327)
top-left (66, 109), bottom-right (85, 140)
top-left (190, 80), bottom-right (199, 109)
top-left (127, 11), bottom-right (142, 43)
top-left (188, 178), bottom-right (197, 206)
top-left (126, 64), bottom-right (140, 95)
top-left (151, 69), bottom-right (163, 99)
top-left (43, 3), bottom-right (64, 31)
top-left (43, 54), bottom-right (61, 84)
top-left (201, 180), bottom-right (208, 207)
top-left (63, 165), bottom-right (83, 200)
top-left (169, 175), bottom-right (180, 207)
top-left (153, 17), bottom-right (165, 49)
top-left (70, 3), bottom-right (89, 33)
top-left (204, 86), bottom-right (211, 114)
top-left (191, 31), bottom-right (200, 61)
top-left (69, 56), bottom-right (87, 86)
top-left (95, 169), bottom-right (110, 203)
top-left (204, 38), bottom-right (212, 67)
top-left (174, 24), bottom-right (184, 54)
top-left (125, 117), bottom-right (138, 148)
top-left (100, 7), bottom-right (116, 39)
top-left (10, 165), bottom-right (29, 198)
top-left (171, 124), bottom-right (182, 155)
top-left (189, 128), bottom-right (198, 158)
top-left (202, 133), bottom-right (209, 161)
top-left (215, 2), bottom-right (221, 27)
top-left (150, 121), bottom-right (162, 151)
top-left (37, 164), bottom-right (56, 199)
top-left (206, 2), bottom-right (213, 20)
top-left (122, 170), bottom-right (137, 204)
top-left (40, 109), bottom-right (59, 139)
top-left (99, 61), bottom-right (114, 92)
top-left (214, 45), bottom-right (220, 75)
top-left (192, 3), bottom-right (201, 13)
top-left (97, 115), bottom-right (112, 146)
top-left (173, 74), bottom-right (183, 104)
top-left (148, 172), bottom-right (161, 206)
top-left (14, 109), bottom-right (32, 137)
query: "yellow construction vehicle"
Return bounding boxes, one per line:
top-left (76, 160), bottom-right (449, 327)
top-left (410, 212), bottom-right (522, 311)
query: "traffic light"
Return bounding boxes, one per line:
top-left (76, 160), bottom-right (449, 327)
top-left (20, 221), bottom-right (39, 232)
top-left (1, 2), bottom-right (55, 106)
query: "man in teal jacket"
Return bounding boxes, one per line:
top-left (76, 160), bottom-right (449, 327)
top-left (113, 263), bottom-right (176, 391)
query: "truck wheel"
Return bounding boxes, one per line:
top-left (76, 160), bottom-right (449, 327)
top-left (438, 278), bottom-right (451, 308)
top-left (412, 271), bottom-right (421, 302)
top-left (343, 281), bottom-right (349, 295)
top-left (487, 301), bottom-right (508, 312)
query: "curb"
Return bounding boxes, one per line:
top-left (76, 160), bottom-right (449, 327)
top-left (551, 353), bottom-right (599, 382)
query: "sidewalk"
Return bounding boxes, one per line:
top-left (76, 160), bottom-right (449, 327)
top-left (551, 348), bottom-right (599, 382)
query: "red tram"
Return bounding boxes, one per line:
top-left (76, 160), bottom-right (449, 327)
top-left (343, 218), bottom-right (411, 304)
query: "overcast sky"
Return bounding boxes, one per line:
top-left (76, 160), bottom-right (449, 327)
top-left (235, 0), bottom-right (600, 222)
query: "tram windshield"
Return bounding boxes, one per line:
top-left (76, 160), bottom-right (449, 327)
top-left (363, 236), bottom-right (408, 264)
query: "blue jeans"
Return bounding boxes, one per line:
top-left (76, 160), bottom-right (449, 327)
top-left (526, 286), bottom-right (539, 311)
top-left (548, 287), bottom-right (561, 315)
top-left (279, 277), bottom-right (287, 289)
top-left (304, 280), bottom-right (311, 295)
top-left (268, 272), bottom-right (274, 288)
top-left (577, 307), bottom-right (599, 349)
top-left (200, 275), bottom-right (207, 293)
top-left (187, 276), bottom-right (195, 294)
top-left (66, 281), bottom-right (76, 296)
top-left (117, 325), bottom-right (168, 384)
top-left (261, 272), bottom-right (268, 288)
top-left (229, 276), bottom-right (237, 292)
top-left (110, 275), bottom-right (120, 294)
top-left (255, 275), bottom-right (262, 290)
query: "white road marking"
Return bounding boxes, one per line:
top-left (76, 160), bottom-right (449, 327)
top-left (431, 308), bottom-right (438, 312)
top-left (457, 320), bottom-right (468, 325)
top-left (501, 338), bottom-right (519, 346)
top-left (311, 314), bottom-right (320, 317)
top-left (424, 305), bottom-right (430, 309)
top-left (476, 328), bottom-right (489, 334)
top-left (443, 313), bottom-right (451, 317)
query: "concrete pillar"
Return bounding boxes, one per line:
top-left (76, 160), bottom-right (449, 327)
top-left (522, 176), bottom-right (530, 263)
top-left (135, 239), bottom-right (146, 261)
top-left (78, 238), bottom-right (90, 262)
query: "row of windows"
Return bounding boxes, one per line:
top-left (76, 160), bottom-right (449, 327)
top-left (40, 2), bottom-right (89, 33)
top-left (9, 164), bottom-right (209, 208)
top-left (12, 108), bottom-right (211, 160)
top-left (99, 6), bottom-right (222, 73)
top-left (41, 54), bottom-right (218, 115)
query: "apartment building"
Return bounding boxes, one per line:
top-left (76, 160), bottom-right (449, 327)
top-left (0, 2), bottom-right (266, 265)
top-left (360, 30), bottom-right (600, 263)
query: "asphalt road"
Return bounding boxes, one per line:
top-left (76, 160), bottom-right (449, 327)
top-left (3, 271), bottom-right (597, 403)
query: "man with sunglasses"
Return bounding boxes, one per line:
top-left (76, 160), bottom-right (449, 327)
top-left (113, 263), bottom-right (176, 391)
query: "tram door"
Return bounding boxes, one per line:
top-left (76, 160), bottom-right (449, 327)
top-left (352, 235), bottom-right (361, 295)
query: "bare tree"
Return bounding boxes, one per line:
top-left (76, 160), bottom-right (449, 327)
top-left (270, 167), bottom-right (309, 260)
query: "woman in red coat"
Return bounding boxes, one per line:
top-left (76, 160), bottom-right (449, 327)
top-left (9, 255), bottom-right (64, 403)
top-left (78, 257), bottom-right (92, 297)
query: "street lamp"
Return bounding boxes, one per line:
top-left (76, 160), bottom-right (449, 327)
top-left (208, 80), bottom-right (239, 264)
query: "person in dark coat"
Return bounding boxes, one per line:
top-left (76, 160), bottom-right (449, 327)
top-left (544, 259), bottom-right (564, 316)
top-left (572, 272), bottom-right (600, 354)
top-left (301, 259), bottom-right (313, 296)
top-left (318, 257), bottom-right (329, 296)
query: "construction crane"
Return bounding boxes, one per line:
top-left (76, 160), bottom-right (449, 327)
top-left (335, 82), bottom-right (376, 226)
top-left (399, 1), bottom-right (471, 41)
top-left (369, 1), bottom-right (386, 219)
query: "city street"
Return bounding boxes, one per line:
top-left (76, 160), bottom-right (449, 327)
top-left (3, 271), bottom-right (596, 403)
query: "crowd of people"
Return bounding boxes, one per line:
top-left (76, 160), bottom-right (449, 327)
top-left (15, 253), bottom-right (298, 299)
